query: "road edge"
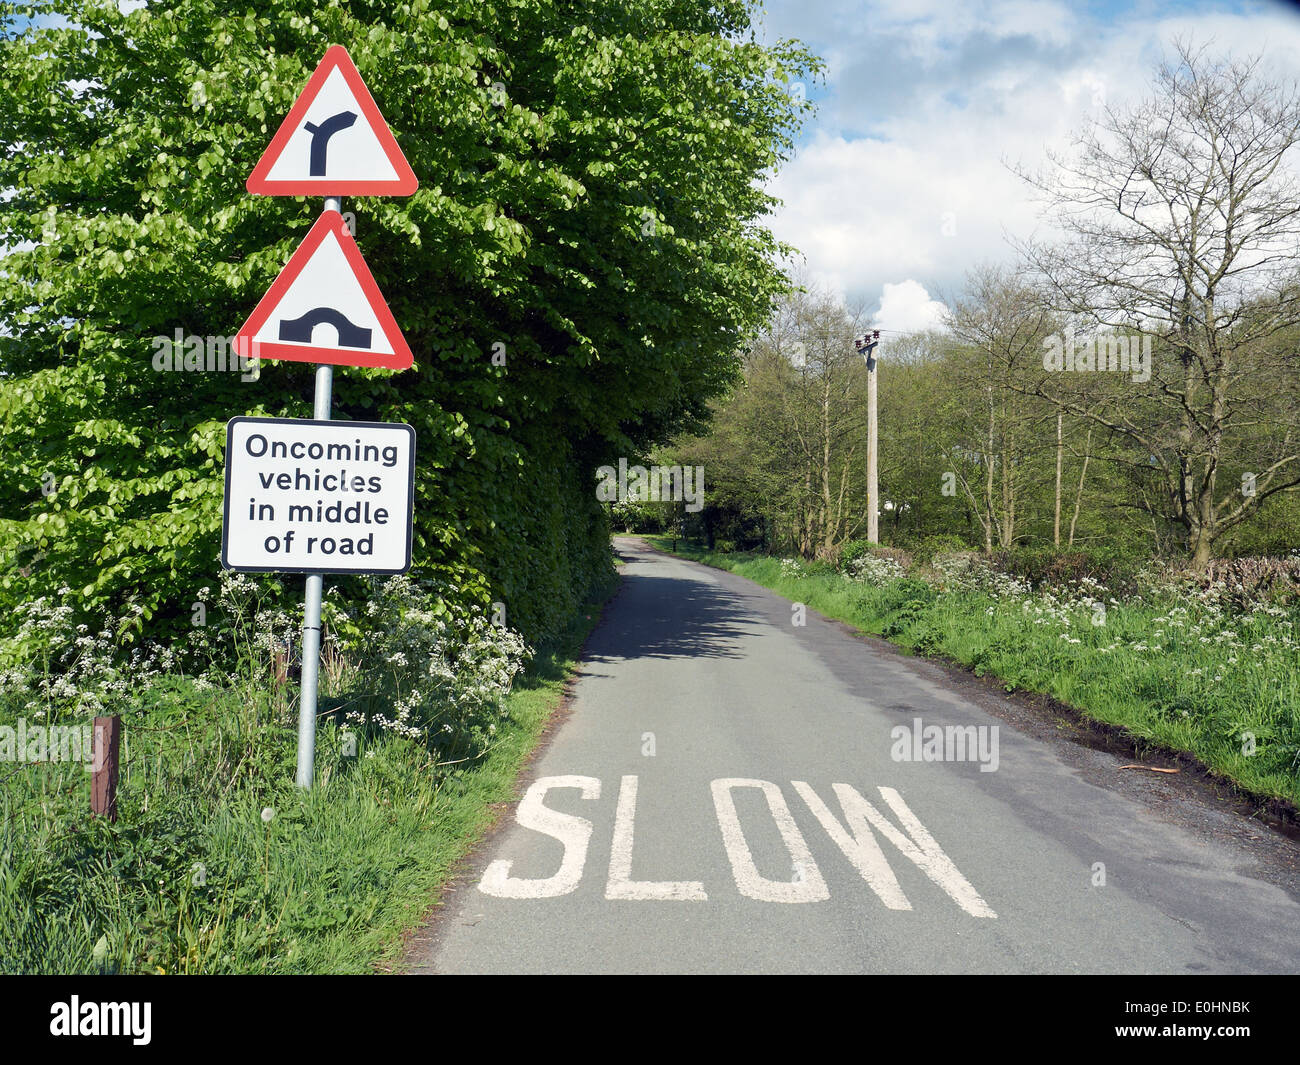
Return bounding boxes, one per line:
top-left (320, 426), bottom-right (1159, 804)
top-left (394, 571), bottom-right (626, 973)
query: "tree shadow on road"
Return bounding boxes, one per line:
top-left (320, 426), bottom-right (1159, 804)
top-left (581, 571), bottom-right (762, 663)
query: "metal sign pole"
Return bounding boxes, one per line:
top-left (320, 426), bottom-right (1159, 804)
top-left (295, 194), bottom-right (341, 788)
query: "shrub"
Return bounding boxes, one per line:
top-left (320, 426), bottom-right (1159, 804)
top-left (908, 534), bottom-right (972, 566)
top-left (931, 554), bottom-right (1030, 598)
top-left (846, 554), bottom-right (907, 586)
top-left (815, 541), bottom-right (843, 567)
top-left (1192, 554), bottom-right (1300, 608)
top-left (839, 539), bottom-right (876, 572)
top-left (991, 545), bottom-right (1146, 596)
top-left (330, 575), bottom-right (530, 757)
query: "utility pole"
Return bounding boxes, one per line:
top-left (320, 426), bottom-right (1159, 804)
top-left (1053, 408), bottom-right (1063, 547)
top-left (854, 330), bottom-right (881, 542)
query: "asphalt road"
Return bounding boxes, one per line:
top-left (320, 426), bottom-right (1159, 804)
top-left (408, 538), bottom-right (1300, 974)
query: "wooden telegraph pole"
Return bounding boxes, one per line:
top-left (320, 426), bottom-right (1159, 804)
top-left (855, 330), bottom-right (882, 542)
top-left (90, 715), bottom-right (121, 821)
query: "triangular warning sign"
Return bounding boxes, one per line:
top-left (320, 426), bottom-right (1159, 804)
top-left (235, 212), bottom-right (413, 371)
top-left (247, 45), bottom-right (418, 196)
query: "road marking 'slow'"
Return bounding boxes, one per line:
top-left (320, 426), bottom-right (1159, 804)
top-left (712, 778), bottom-right (829, 903)
top-left (478, 774), bottom-right (995, 917)
top-left (478, 775), bottom-right (600, 899)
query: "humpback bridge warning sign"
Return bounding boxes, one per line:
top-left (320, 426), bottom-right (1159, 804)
top-left (222, 417), bottom-right (415, 574)
top-left (233, 212), bottom-right (413, 371)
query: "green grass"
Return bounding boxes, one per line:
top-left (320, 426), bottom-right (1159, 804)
top-left (0, 584), bottom-right (613, 975)
top-left (644, 536), bottom-right (1300, 810)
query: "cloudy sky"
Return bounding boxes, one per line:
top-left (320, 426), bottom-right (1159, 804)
top-left (753, 0), bottom-right (1300, 332)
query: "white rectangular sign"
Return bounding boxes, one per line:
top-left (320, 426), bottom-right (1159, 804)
top-left (222, 416), bottom-right (415, 574)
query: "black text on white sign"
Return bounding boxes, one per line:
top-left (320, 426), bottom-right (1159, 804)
top-left (222, 417), bottom-right (415, 574)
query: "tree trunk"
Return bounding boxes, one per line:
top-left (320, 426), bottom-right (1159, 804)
top-left (1191, 528), bottom-right (1214, 569)
top-left (821, 377), bottom-right (834, 555)
top-left (1053, 410), bottom-right (1063, 547)
top-left (984, 391), bottom-right (996, 554)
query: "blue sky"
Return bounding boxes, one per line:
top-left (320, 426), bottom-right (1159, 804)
top-left (752, 0), bottom-right (1300, 331)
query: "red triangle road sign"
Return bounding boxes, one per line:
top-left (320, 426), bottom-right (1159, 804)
top-left (234, 212), bottom-right (413, 371)
top-left (246, 45), bottom-right (418, 197)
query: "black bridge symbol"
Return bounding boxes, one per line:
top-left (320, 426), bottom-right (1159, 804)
top-left (303, 110), bottom-right (357, 176)
top-left (278, 307), bottom-right (372, 349)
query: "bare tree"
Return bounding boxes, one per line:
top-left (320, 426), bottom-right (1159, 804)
top-left (777, 283), bottom-right (872, 556)
top-left (944, 265), bottom-right (1057, 552)
top-left (1016, 39), bottom-right (1300, 567)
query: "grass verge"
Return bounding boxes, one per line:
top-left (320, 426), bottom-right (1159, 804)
top-left (0, 579), bottom-right (615, 975)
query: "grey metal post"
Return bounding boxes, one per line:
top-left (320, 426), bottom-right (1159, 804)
top-left (295, 194), bottom-right (341, 788)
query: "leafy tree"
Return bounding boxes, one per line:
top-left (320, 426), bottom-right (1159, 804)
top-left (0, 0), bottom-right (816, 644)
top-left (673, 280), bottom-right (870, 558)
top-left (942, 266), bottom-right (1057, 552)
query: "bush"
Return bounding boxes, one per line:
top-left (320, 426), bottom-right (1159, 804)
top-left (1192, 555), bottom-right (1300, 607)
top-left (991, 545), bottom-right (1146, 595)
top-left (838, 540), bottom-right (876, 572)
top-left (328, 574), bottom-right (529, 755)
top-left (908, 534), bottom-right (972, 566)
top-left (846, 554), bottom-right (907, 586)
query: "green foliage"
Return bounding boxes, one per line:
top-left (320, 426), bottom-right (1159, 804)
top-left (0, 0), bottom-right (816, 647)
top-left (326, 573), bottom-right (530, 752)
top-left (838, 539), bottom-right (876, 571)
top-left (990, 544), bottom-right (1147, 595)
top-left (610, 495), bottom-right (673, 534)
top-left (907, 534), bottom-right (972, 566)
top-left (876, 577), bottom-right (937, 638)
top-left (0, 569), bottom-right (613, 974)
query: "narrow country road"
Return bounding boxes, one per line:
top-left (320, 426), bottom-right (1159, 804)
top-left (407, 538), bottom-right (1300, 974)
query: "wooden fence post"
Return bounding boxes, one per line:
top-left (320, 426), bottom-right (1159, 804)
top-left (273, 648), bottom-right (289, 687)
top-left (91, 715), bottom-right (121, 822)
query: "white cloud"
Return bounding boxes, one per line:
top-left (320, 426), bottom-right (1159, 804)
top-left (761, 0), bottom-right (1300, 315)
top-left (872, 279), bottom-right (948, 333)
top-left (766, 129), bottom-right (1041, 313)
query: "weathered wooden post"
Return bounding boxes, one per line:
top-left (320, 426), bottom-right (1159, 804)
top-left (91, 715), bottom-right (121, 821)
